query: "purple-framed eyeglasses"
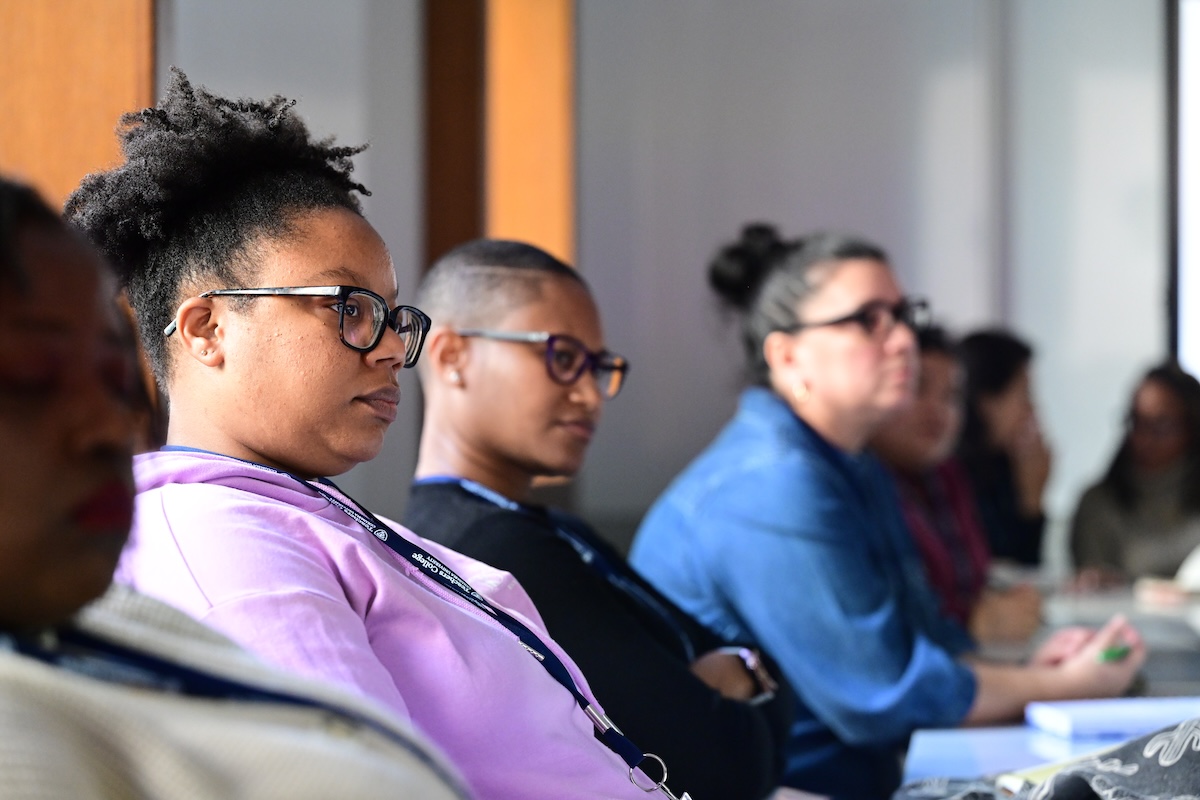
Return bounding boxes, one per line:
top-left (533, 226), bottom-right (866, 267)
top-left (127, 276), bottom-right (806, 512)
top-left (456, 329), bottom-right (629, 399)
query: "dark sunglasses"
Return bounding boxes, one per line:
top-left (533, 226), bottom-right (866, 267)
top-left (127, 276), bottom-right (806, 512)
top-left (781, 297), bottom-right (931, 338)
top-left (163, 285), bottom-right (431, 367)
top-left (455, 329), bottom-right (630, 399)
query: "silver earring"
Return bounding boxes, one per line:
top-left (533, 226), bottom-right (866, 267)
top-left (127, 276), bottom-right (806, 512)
top-left (200, 349), bottom-right (208, 356)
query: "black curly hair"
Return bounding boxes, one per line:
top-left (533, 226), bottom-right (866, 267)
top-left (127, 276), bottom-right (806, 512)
top-left (64, 68), bottom-right (371, 387)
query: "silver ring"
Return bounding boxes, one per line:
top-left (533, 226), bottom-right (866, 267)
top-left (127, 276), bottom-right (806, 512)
top-left (629, 753), bottom-right (668, 792)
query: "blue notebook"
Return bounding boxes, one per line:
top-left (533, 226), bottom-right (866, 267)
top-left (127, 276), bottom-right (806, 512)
top-left (1026, 696), bottom-right (1200, 739)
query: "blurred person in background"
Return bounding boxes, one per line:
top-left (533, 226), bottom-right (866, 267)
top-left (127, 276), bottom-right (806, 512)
top-left (870, 326), bottom-right (1041, 644)
top-left (631, 224), bottom-right (1142, 800)
top-left (958, 330), bottom-right (1052, 567)
top-left (1071, 362), bottom-right (1200, 584)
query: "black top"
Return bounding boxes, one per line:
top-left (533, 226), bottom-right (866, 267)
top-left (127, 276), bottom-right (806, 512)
top-left (405, 481), bottom-right (793, 800)
top-left (960, 451), bottom-right (1045, 566)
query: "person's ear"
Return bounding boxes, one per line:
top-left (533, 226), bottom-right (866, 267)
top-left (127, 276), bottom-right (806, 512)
top-left (763, 330), bottom-right (802, 377)
top-left (424, 326), bottom-right (470, 388)
top-left (764, 330), bottom-right (813, 405)
top-left (174, 296), bottom-right (222, 366)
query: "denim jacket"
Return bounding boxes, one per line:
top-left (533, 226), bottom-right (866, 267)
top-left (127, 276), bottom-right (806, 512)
top-left (631, 387), bottom-right (977, 799)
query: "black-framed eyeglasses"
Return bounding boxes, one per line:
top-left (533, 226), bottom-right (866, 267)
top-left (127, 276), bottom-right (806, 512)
top-left (456, 329), bottom-right (630, 399)
top-left (163, 285), bottom-right (431, 367)
top-left (780, 297), bottom-right (931, 339)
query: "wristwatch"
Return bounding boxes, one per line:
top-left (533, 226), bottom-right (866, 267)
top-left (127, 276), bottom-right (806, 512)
top-left (720, 646), bottom-right (779, 703)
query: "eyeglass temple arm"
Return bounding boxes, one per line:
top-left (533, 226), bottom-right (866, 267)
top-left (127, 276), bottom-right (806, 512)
top-left (162, 286), bottom-right (348, 337)
top-left (455, 329), bottom-right (550, 343)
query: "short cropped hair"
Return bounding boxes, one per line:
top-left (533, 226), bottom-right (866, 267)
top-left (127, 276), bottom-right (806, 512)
top-left (416, 239), bottom-right (585, 330)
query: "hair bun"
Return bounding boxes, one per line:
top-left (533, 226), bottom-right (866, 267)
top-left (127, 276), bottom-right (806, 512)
top-left (707, 222), bottom-right (789, 310)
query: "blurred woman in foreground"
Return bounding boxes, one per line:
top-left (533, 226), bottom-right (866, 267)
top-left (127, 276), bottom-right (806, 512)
top-left (0, 175), bottom-right (468, 799)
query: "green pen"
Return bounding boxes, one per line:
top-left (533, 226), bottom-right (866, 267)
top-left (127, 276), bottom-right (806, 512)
top-left (1098, 644), bottom-right (1132, 663)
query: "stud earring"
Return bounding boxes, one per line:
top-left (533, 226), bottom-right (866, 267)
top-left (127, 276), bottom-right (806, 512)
top-left (449, 370), bottom-right (461, 385)
top-left (200, 349), bottom-right (209, 356)
top-left (792, 379), bottom-right (810, 404)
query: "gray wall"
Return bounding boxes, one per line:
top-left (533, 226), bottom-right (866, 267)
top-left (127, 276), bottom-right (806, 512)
top-left (575, 0), bottom-right (1003, 546)
top-left (1007, 0), bottom-right (1166, 570)
top-left (574, 0), bottom-right (1166, 570)
top-left (156, 1), bottom-right (1168, 570)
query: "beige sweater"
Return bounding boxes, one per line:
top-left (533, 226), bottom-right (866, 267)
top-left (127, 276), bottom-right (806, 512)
top-left (1070, 465), bottom-right (1200, 577)
top-left (0, 585), bottom-right (470, 799)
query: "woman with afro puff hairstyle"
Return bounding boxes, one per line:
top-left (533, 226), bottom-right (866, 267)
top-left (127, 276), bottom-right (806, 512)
top-left (66, 70), bottom-right (683, 800)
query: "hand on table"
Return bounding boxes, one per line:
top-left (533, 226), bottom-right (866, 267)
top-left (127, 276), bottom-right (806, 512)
top-left (1048, 614), bottom-right (1146, 698)
top-left (1029, 626), bottom-right (1094, 667)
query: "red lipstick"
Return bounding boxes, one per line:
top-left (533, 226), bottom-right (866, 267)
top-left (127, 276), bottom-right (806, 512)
top-left (71, 480), bottom-right (135, 533)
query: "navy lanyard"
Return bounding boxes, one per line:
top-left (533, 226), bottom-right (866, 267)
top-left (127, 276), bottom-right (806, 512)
top-left (159, 448), bottom-right (677, 791)
top-left (414, 476), bottom-right (698, 662)
top-left (3, 626), bottom-right (471, 798)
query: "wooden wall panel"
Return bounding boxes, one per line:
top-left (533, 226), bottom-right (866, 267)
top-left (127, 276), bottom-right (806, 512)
top-left (423, 0), bottom-right (485, 267)
top-left (0, 0), bottom-right (154, 209)
top-left (485, 0), bottom-right (574, 264)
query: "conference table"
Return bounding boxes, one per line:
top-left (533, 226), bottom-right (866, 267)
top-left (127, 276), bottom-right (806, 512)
top-left (902, 587), bottom-right (1200, 783)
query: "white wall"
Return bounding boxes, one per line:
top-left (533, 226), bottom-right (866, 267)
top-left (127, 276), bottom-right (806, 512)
top-left (1181, 0), bottom-right (1200, 373)
top-left (575, 0), bottom-right (1001, 541)
top-left (1008, 0), bottom-right (1166, 571)
top-left (575, 0), bottom-right (1167, 561)
top-left (155, 0), bottom-right (423, 520)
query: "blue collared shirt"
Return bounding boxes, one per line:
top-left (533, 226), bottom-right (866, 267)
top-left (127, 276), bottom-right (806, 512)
top-left (631, 387), bottom-right (977, 799)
